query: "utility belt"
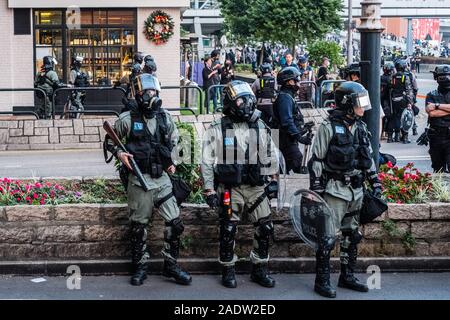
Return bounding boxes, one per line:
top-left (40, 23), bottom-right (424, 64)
top-left (215, 164), bottom-right (264, 188)
top-left (136, 159), bottom-right (164, 179)
top-left (429, 126), bottom-right (450, 136)
top-left (325, 171), bottom-right (365, 189)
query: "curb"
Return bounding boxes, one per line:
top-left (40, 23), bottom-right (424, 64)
top-left (1, 257), bottom-right (449, 276)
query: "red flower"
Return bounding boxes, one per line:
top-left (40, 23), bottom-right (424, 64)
top-left (386, 161), bottom-right (393, 168)
top-left (16, 197), bottom-right (21, 202)
top-left (33, 193), bottom-right (38, 199)
top-left (40, 199), bottom-right (45, 205)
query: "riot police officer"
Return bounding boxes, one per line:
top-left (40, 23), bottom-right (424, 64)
top-left (425, 65), bottom-right (450, 173)
top-left (68, 56), bottom-right (89, 118)
top-left (381, 62), bottom-right (396, 142)
top-left (106, 74), bottom-right (192, 286)
top-left (272, 67), bottom-right (312, 173)
top-left (390, 59), bottom-right (415, 143)
top-left (143, 54), bottom-right (157, 75)
top-left (34, 56), bottom-right (66, 119)
top-left (201, 80), bottom-right (279, 289)
top-left (251, 63), bottom-right (277, 125)
top-left (308, 81), bottom-right (381, 298)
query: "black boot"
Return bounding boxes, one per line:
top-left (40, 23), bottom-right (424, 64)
top-left (162, 218), bottom-right (192, 285)
top-left (162, 259), bottom-right (192, 285)
top-left (402, 132), bottom-right (411, 144)
top-left (394, 131), bottom-right (400, 142)
top-left (222, 265), bottom-right (237, 288)
top-left (338, 232), bottom-right (368, 292)
top-left (387, 132), bottom-right (394, 143)
top-left (250, 217), bottom-right (275, 288)
top-left (130, 222), bottom-right (149, 286)
top-left (314, 249), bottom-right (336, 298)
top-left (250, 263), bottom-right (275, 288)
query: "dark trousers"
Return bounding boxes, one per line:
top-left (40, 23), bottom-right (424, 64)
top-left (280, 141), bottom-right (303, 174)
top-left (429, 135), bottom-right (450, 173)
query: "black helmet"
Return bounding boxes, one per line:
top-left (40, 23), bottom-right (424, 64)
top-left (131, 74), bottom-right (162, 116)
top-left (383, 61), bottom-right (396, 75)
top-left (259, 63), bottom-right (272, 75)
top-left (395, 59), bottom-right (407, 72)
top-left (71, 55), bottom-right (83, 69)
top-left (222, 80), bottom-right (260, 122)
top-left (432, 64), bottom-right (450, 88)
top-left (334, 81), bottom-right (372, 113)
top-left (277, 67), bottom-right (301, 86)
top-left (298, 55), bottom-right (308, 64)
top-left (348, 63), bottom-right (360, 76)
top-left (144, 55), bottom-right (157, 73)
top-left (43, 56), bottom-right (57, 69)
top-left (133, 52), bottom-right (144, 64)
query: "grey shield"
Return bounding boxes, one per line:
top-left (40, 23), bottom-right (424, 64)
top-left (289, 189), bottom-right (336, 250)
top-left (276, 149), bottom-right (287, 212)
top-left (400, 108), bottom-right (414, 132)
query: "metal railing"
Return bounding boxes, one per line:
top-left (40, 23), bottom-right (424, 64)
top-left (59, 110), bottom-right (120, 119)
top-left (318, 80), bottom-right (345, 108)
top-left (297, 80), bottom-right (319, 108)
top-left (205, 84), bottom-right (225, 114)
top-left (161, 85), bottom-right (203, 114)
top-left (165, 108), bottom-right (197, 115)
top-left (0, 88), bottom-right (47, 118)
top-left (52, 86), bottom-right (127, 119)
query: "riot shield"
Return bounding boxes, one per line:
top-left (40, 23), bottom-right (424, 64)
top-left (289, 189), bottom-right (336, 250)
top-left (276, 149), bottom-right (287, 212)
top-left (400, 108), bottom-right (414, 132)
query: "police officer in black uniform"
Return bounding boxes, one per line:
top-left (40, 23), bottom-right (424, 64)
top-left (425, 65), bottom-right (450, 173)
top-left (381, 62), bottom-right (396, 142)
top-left (251, 63), bottom-right (277, 125)
top-left (272, 67), bottom-right (312, 173)
top-left (390, 59), bottom-right (415, 143)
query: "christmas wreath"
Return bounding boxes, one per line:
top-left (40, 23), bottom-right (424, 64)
top-left (143, 10), bottom-right (175, 45)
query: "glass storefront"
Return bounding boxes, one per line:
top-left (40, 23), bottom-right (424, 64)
top-left (34, 9), bottom-right (137, 86)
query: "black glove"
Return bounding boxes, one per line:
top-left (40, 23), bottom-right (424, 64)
top-left (368, 172), bottom-right (383, 198)
top-left (310, 177), bottom-right (325, 195)
top-left (296, 133), bottom-right (312, 145)
top-left (265, 180), bottom-right (278, 199)
top-left (205, 193), bottom-right (219, 209)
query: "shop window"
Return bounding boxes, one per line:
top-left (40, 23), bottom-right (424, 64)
top-left (34, 10), bottom-right (62, 25)
top-left (93, 10), bottom-right (107, 25)
top-left (108, 10), bottom-right (134, 25)
top-left (36, 29), bottom-right (62, 46)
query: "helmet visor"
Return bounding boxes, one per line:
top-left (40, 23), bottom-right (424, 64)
top-left (134, 74), bottom-right (161, 93)
top-left (355, 92), bottom-right (372, 111)
top-left (227, 82), bottom-right (255, 100)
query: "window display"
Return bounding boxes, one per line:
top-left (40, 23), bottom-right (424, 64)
top-left (34, 9), bottom-right (136, 86)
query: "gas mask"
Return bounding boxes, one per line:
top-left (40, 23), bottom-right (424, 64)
top-left (233, 95), bottom-right (260, 123)
top-left (437, 74), bottom-right (450, 89)
top-left (137, 89), bottom-right (162, 117)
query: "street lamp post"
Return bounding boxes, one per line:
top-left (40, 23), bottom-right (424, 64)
top-left (357, 0), bottom-right (384, 168)
top-left (347, 0), bottom-right (353, 65)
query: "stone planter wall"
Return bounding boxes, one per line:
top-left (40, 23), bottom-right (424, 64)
top-left (0, 109), bottom-right (330, 151)
top-left (0, 202), bottom-right (449, 261)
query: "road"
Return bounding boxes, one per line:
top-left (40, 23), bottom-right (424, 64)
top-left (0, 273), bottom-right (449, 300)
top-left (0, 72), bottom-right (436, 178)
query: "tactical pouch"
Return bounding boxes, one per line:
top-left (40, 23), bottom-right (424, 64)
top-left (215, 164), bottom-right (242, 186)
top-left (149, 163), bottom-right (163, 179)
top-left (350, 174), bottom-right (364, 189)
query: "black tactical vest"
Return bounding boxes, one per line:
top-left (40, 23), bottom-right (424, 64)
top-left (125, 110), bottom-right (172, 178)
top-left (325, 119), bottom-right (373, 173)
top-left (215, 116), bottom-right (265, 187)
top-left (257, 76), bottom-right (277, 100)
top-left (428, 89), bottom-right (450, 128)
top-left (74, 70), bottom-right (89, 87)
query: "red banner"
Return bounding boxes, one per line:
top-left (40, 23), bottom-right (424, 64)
top-left (412, 19), bottom-right (440, 41)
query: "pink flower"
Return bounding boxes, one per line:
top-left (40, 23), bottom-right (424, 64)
top-left (387, 161), bottom-right (393, 168)
top-left (33, 193), bottom-right (38, 199)
top-left (404, 173), bottom-right (411, 180)
top-left (40, 199), bottom-right (45, 205)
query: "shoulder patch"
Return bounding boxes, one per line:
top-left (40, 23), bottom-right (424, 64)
top-left (335, 125), bottom-right (345, 134)
top-left (133, 122), bottom-right (144, 131)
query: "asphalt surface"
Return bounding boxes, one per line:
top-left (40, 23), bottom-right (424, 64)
top-left (0, 273), bottom-right (449, 300)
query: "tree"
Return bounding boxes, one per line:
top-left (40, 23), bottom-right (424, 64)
top-left (220, 0), bottom-right (343, 52)
top-left (307, 40), bottom-right (345, 69)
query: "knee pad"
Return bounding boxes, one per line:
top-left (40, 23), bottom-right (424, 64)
top-left (220, 220), bottom-right (237, 242)
top-left (255, 217), bottom-right (274, 238)
top-left (130, 222), bottom-right (147, 242)
top-left (342, 229), bottom-right (363, 244)
top-left (166, 217), bottom-right (184, 237)
top-left (318, 235), bottom-right (336, 252)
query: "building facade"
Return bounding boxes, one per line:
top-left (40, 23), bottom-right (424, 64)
top-left (0, 0), bottom-right (189, 112)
